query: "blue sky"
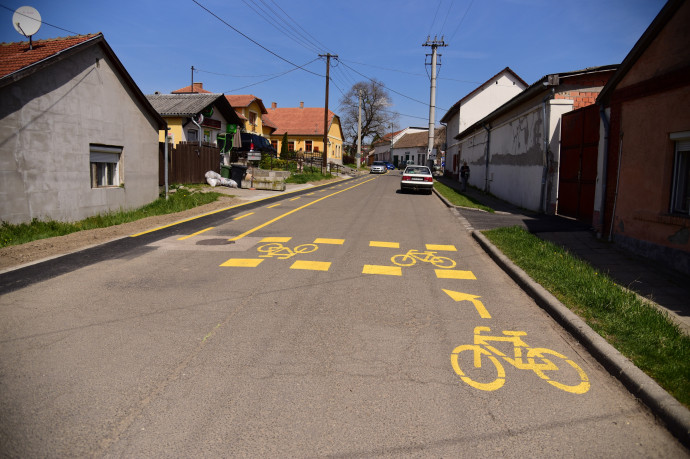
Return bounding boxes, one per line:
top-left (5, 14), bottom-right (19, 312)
top-left (1, 0), bottom-right (666, 130)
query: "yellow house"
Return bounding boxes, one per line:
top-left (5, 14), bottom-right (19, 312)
top-left (225, 94), bottom-right (276, 137)
top-left (146, 92), bottom-right (243, 147)
top-left (265, 102), bottom-right (344, 165)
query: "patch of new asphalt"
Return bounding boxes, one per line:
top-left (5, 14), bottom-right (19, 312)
top-left (432, 186), bottom-right (690, 448)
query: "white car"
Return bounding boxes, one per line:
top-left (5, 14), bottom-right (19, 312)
top-left (400, 165), bottom-right (434, 194)
top-left (370, 161), bottom-right (387, 174)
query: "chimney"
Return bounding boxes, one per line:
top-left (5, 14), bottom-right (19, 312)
top-left (271, 102), bottom-right (277, 109)
top-left (300, 101), bottom-right (304, 109)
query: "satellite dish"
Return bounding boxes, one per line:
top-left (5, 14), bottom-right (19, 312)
top-left (12, 6), bottom-right (41, 49)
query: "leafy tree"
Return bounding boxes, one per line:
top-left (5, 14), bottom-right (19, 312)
top-left (280, 132), bottom-right (289, 158)
top-left (339, 79), bottom-right (397, 151)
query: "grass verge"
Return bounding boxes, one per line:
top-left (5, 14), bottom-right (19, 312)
top-left (433, 181), bottom-right (494, 212)
top-left (0, 186), bottom-right (222, 248)
top-left (286, 168), bottom-right (334, 184)
top-left (483, 225), bottom-right (690, 408)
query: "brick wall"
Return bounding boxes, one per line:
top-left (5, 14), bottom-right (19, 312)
top-left (555, 91), bottom-right (600, 110)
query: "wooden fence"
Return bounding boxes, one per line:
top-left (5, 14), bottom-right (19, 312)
top-left (159, 141), bottom-right (220, 185)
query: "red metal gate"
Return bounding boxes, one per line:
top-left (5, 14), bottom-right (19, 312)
top-left (558, 104), bottom-right (599, 224)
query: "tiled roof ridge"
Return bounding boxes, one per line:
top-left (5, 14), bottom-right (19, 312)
top-left (0, 33), bottom-right (100, 47)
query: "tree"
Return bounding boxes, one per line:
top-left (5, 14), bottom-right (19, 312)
top-left (280, 132), bottom-right (289, 158)
top-left (339, 79), bottom-right (397, 151)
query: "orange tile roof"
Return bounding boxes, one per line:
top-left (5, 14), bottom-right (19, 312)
top-left (266, 107), bottom-right (336, 136)
top-left (225, 94), bottom-right (267, 113)
top-left (171, 82), bottom-right (211, 94)
top-left (0, 33), bottom-right (100, 78)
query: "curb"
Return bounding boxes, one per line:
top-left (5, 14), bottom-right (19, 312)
top-left (471, 230), bottom-right (690, 447)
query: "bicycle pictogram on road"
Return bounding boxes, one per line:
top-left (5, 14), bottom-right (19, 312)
top-left (391, 249), bottom-right (456, 269)
top-left (257, 242), bottom-right (318, 260)
top-left (450, 326), bottom-right (590, 394)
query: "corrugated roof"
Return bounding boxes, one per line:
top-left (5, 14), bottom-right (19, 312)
top-left (146, 93), bottom-right (243, 125)
top-left (0, 33), bottom-right (100, 78)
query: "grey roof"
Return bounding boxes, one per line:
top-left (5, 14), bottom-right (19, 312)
top-left (394, 127), bottom-right (445, 149)
top-left (146, 93), bottom-right (226, 116)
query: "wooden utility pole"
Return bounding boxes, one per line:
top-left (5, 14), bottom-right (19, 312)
top-left (319, 53), bottom-right (337, 173)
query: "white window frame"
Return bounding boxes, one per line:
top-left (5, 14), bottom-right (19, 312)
top-left (670, 131), bottom-right (690, 215)
top-left (90, 144), bottom-right (122, 188)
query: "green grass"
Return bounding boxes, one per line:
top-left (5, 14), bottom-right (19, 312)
top-left (433, 181), bottom-right (494, 212)
top-left (0, 186), bottom-right (222, 248)
top-left (286, 168), bottom-right (334, 184)
top-left (483, 226), bottom-right (690, 408)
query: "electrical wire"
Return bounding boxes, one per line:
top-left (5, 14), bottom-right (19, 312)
top-left (448, 0), bottom-right (475, 42)
top-left (224, 57), bottom-right (320, 92)
top-left (0, 3), bottom-right (79, 35)
top-left (266, 0), bottom-right (334, 54)
top-left (241, 0), bottom-right (322, 54)
top-left (191, 0), bottom-right (323, 78)
top-left (427, 0), bottom-right (442, 36)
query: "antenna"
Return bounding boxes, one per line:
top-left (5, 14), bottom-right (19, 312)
top-left (12, 6), bottom-right (42, 50)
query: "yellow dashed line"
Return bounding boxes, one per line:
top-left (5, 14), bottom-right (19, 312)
top-left (435, 269), bottom-right (476, 279)
top-left (370, 241), bottom-right (400, 248)
top-left (426, 244), bottom-right (457, 251)
top-left (363, 265), bottom-right (402, 276)
top-left (267, 203), bottom-right (281, 208)
top-left (314, 238), bottom-right (344, 245)
top-left (220, 258), bottom-right (263, 267)
top-left (261, 237), bottom-right (292, 242)
top-left (178, 227), bottom-right (214, 240)
top-left (233, 212), bottom-right (255, 220)
top-left (291, 260), bottom-right (331, 271)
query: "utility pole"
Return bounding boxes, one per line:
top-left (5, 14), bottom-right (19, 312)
top-left (423, 36), bottom-right (447, 168)
top-left (191, 65), bottom-right (195, 93)
top-left (319, 53), bottom-right (337, 174)
top-left (356, 89), bottom-right (362, 168)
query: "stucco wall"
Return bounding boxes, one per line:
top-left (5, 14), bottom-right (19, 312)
top-left (0, 44), bottom-right (160, 224)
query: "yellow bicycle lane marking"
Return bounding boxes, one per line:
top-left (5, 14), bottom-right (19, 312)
top-left (227, 177), bottom-right (378, 242)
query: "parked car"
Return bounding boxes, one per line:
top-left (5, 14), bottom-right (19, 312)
top-left (400, 165), bottom-right (434, 194)
top-left (370, 161), bottom-right (387, 174)
top-left (233, 133), bottom-right (276, 155)
top-left (384, 161), bottom-right (395, 170)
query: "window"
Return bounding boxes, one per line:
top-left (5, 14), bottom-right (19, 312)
top-left (187, 129), bottom-right (198, 142)
top-left (671, 134), bottom-right (690, 214)
top-left (288, 141), bottom-right (295, 152)
top-left (248, 111), bottom-right (257, 128)
top-left (314, 146), bottom-right (319, 153)
top-left (90, 144), bottom-right (122, 188)
top-left (305, 140), bottom-right (313, 152)
top-left (271, 140), bottom-right (278, 150)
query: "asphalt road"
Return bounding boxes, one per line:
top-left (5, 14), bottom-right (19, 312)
top-left (0, 173), bottom-right (687, 457)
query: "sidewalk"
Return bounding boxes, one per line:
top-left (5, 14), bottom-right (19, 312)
top-left (435, 176), bottom-right (690, 335)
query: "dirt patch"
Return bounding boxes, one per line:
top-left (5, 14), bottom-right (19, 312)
top-left (0, 194), bottom-right (242, 272)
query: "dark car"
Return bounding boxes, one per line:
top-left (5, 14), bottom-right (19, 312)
top-left (233, 133), bottom-right (276, 155)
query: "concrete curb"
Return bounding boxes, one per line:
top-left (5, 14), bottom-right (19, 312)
top-left (471, 230), bottom-right (690, 447)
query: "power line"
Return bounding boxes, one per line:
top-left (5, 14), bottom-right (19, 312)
top-left (224, 57), bottom-right (320, 92)
top-left (448, 0), bottom-right (475, 42)
top-left (191, 0), bottom-right (323, 78)
top-left (427, 0), bottom-right (442, 36)
top-left (266, 0), bottom-right (334, 54)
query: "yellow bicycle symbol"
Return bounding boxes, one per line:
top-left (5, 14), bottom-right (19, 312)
top-left (257, 242), bottom-right (318, 259)
top-left (391, 249), bottom-right (456, 269)
top-left (451, 326), bottom-right (590, 394)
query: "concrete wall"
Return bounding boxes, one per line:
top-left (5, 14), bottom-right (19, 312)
top-left (458, 96), bottom-right (573, 213)
top-left (0, 44), bottom-right (160, 224)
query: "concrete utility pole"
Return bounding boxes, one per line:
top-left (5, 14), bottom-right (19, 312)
top-left (423, 36), bottom-right (447, 168)
top-left (319, 53), bottom-right (338, 173)
top-left (356, 89), bottom-right (362, 168)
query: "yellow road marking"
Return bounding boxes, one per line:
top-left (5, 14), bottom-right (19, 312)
top-left (314, 238), bottom-right (344, 245)
top-left (267, 203), bottom-right (281, 208)
top-left (370, 241), bottom-right (400, 248)
top-left (426, 244), bottom-right (457, 251)
top-left (290, 260), bottom-right (331, 271)
top-left (229, 178), bottom-right (377, 241)
top-left (130, 177), bottom-right (349, 237)
top-left (177, 227), bottom-right (214, 240)
top-left (435, 269), bottom-right (476, 279)
top-left (362, 265), bottom-right (402, 276)
top-left (220, 258), bottom-right (264, 267)
top-left (443, 289), bottom-right (491, 318)
top-left (233, 212), bottom-right (255, 220)
top-left (290, 197), bottom-right (301, 201)
top-left (261, 237), bottom-right (292, 242)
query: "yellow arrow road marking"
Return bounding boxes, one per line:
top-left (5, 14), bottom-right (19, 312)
top-left (443, 289), bottom-right (491, 318)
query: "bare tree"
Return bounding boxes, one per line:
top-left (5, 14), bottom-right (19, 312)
top-left (339, 79), bottom-right (397, 152)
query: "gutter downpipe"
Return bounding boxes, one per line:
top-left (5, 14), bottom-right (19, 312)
top-left (608, 133), bottom-right (624, 242)
top-left (540, 88), bottom-right (555, 213)
top-left (164, 125), bottom-right (169, 200)
top-left (483, 124), bottom-right (491, 192)
top-left (597, 105), bottom-right (610, 238)
top-left (191, 116), bottom-right (203, 147)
